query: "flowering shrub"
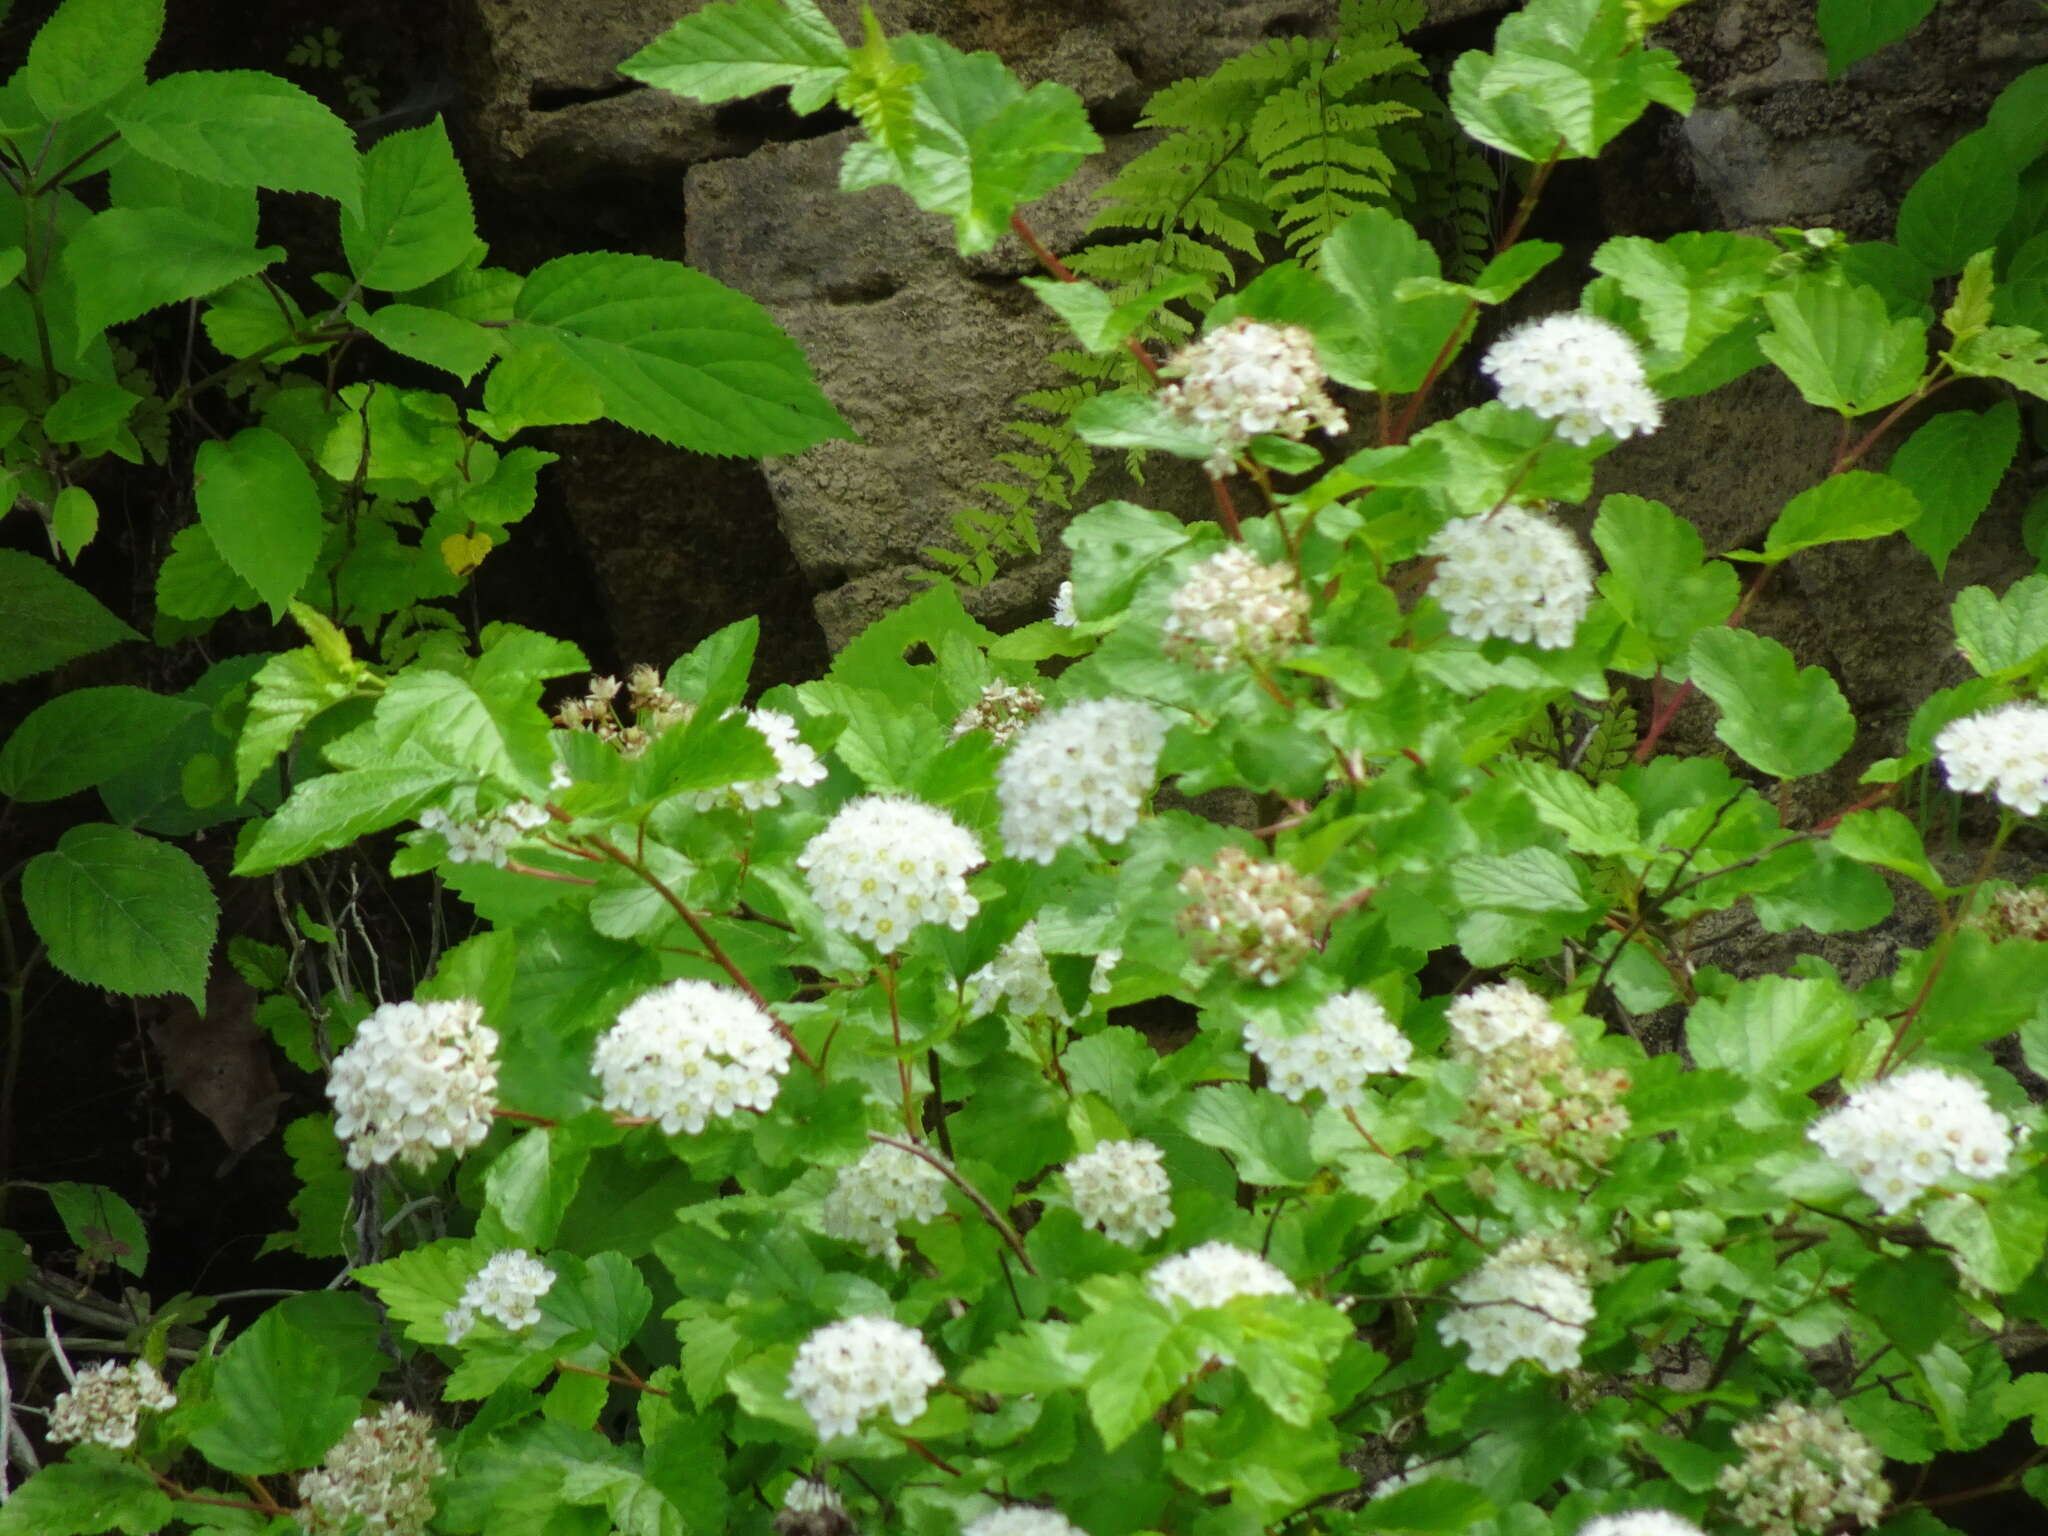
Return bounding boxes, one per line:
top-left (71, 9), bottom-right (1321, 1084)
top-left (9, 0), bottom-right (2048, 1534)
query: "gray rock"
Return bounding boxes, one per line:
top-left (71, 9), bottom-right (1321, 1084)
top-left (1682, 107), bottom-right (1877, 226)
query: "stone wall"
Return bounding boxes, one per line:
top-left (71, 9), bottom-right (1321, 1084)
top-left (455, 0), bottom-right (2048, 714)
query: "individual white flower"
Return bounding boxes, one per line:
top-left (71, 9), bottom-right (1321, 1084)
top-left (821, 1143), bottom-right (949, 1266)
top-left (1807, 1067), bottom-right (2016, 1215)
top-left (786, 1316), bottom-right (944, 1441)
top-left (548, 759), bottom-right (574, 791)
top-left (783, 1478), bottom-right (844, 1515)
top-left (592, 979), bottom-right (792, 1135)
top-left (1426, 504), bottom-right (1595, 650)
top-left (1716, 1401), bottom-right (1888, 1536)
top-left (963, 1508), bottom-right (1088, 1536)
top-left (1578, 1514), bottom-right (1707, 1536)
top-left (1163, 546), bottom-right (1311, 671)
top-left (1052, 580), bottom-right (1077, 628)
top-left (997, 699), bottom-right (1168, 864)
top-left (777, 1478), bottom-right (851, 1536)
top-left (1066, 1139), bottom-right (1174, 1246)
top-left (951, 680), bottom-right (1047, 746)
top-left (1481, 312), bottom-right (1662, 444)
top-left (1177, 846), bottom-right (1325, 986)
top-left (1436, 1251), bottom-right (1593, 1375)
top-left (691, 707), bottom-right (827, 811)
top-left (968, 921), bottom-right (1117, 1021)
top-left (1935, 701), bottom-right (2048, 816)
top-left (1148, 1240), bottom-right (1295, 1310)
top-left (442, 1249), bottom-right (555, 1344)
top-left (328, 998), bottom-right (498, 1171)
top-left (1158, 317), bottom-right (1349, 475)
top-left (297, 1403), bottom-right (444, 1536)
top-left (46, 1359), bottom-right (176, 1450)
top-left (1246, 990), bottom-right (1411, 1104)
top-left (798, 795), bottom-right (982, 950)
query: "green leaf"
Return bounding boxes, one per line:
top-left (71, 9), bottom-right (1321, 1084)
top-left (1924, 1177), bottom-right (2048, 1293)
top-left (961, 1322), bottom-right (1090, 1395)
top-left (0, 551), bottom-right (139, 684)
top-left (1495, 759), bottom-right (1641, 856)
top-left (44, 384), bottom-right (141, 446)
top-left (1592, 492), bottom-right (1739, 665)
top-left (263, 1113), bottom-right (350, 1257)
top-left (1817, 0), bottom-right (1938, 74)
top-left (663, 615), bottom-right (760, 714)
top-left (1687, 974), bottom-right (1854, 1123)
top-left (1760, 469), bottom-right (1922, 562)
top-left (342, 117), bottom-right (478, 290)
top-left (1943, 249), bottom-right (1995, 346)
top-left (1688, 628), bottom-right (1853, 779)
top-left (1589, 231), bottom-right (1780, 363)
top-left (22, 824), bottom-right (215, 1006)
top-left (1953, 575), bottom-right (2048, 677)
top-left (155, 523), bottom-right (260, 623)
top-left (1897, 131), bottom-right (2015, 276)
top-left (1319, 207), bottom-right (1469, 393)
top-left (110, 71), bottom-right (361, 212)
top-left (1069, 388), bottom-right (1222, 462)
top-left (511, 252), bottom-right (851, 456)
top-left (370, 666), bottom-right (554, 789)
top-left (1854, 1251), bottom-right (1962, 1357)
top-left (480, 1128), bottom-right (591, 1251)
top-left (361, 303), bottom-right (497, 381)
top-left (1757, 277), bottom-right (1928, 415)
top-left (480, 337), bottom-right (606, 436)
top-left (1450, 848), bottom-right (1590, 914)
top-left (0, 686), bottom-right (201, 801)
top-left (64, 208), bottom-right (282, 343)
top-left (237, 647), bottom-right (362, 797)
top-left (1449, 0), bottom-right (1693, 161)
top-left (0, 1457), bottom-right (175, 1536)
top-left (233, 764), bottom-right (457, 876)
top-left (1022, 273), bottom-right (1205, 356)
top-left (1829, 809), bottom-right (1948, 897)
top-left (1062, 499), bottom-right (1196, 616)
top-left (1946, 325), bottom-right (2048, 402)
top-left (194, 426), bottom-right (324, 620)
top-left (353, 1239), bottom-right (473, 1344)
top-left (552, 1251), bottom-right (653, 1357)
top-left (837, 33), bottom-right (1102, 255)
top-left (24, 0), bottom-right (163, 120)
top-left (1076, 1286), bottom-right (1195, 1450)
top-left (1988, 64), bottom-right (2048, 164)
top-left (620, 0), bottom-right (849, 115)
top-left (186, 1293), bottom-right (384, 1474)
top-left (51, 485), bottom-right (97, 560)
top-left (41, 1182), bottom-right (149, 1276)
top-left (1178, 1084), bottom-right (1318, 1186)
top-left (1889, 402), bottom-right (2020, 575)
top-left (1395, 242), bottom-right (1561, 310)
top-left (2003, 233), bottom-right (2048, 335)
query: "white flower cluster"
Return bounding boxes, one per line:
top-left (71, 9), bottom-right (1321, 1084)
top-left (555, 664), bottom-right (693, 757)
top-left (1052, 580), bottom-right (1077, 628)
top-left (46, 1359), bottom-right (176, 1450)
top-left (1158, 318), bottom-right (1349, 475)
top-left (1934, 701), bottom-right (2048, 816)
top-left (1148, 1240), bottom-right (1295, 1311)
top-left (1480, 312), bottom-right (1662, 444)
top-left (1426, 505), bottom-right (1595, 650)
top-left (297, 1403), bottom-right (446, 1536)
top-left (1177, 846), bottom-right (1326, 986)
top-left (786, 1315), bottom-right (944, 1441)
top-left (443, 1249), bottom-right (555, 1343)
top-left (692, 708), bottom-right (827, 812)
top-left (997, 698), bottom-right (1169, 864)
top-left (1979, 883), bottom-right (2048, 941)
top-left (419, 800), bottom-right (550, 866)
top-left (950, 680), bottom-right (1047, 746)
top-left (1447, 979), bottom-right (1630, 1188)
top-left (799, 795), bottom-right (982, 950)
top-left (1066, 1139), bottom-right (1175, 1246)
top-left (592, 979), bottom-right (792, 1135)
top-left (1716, 1401), bottom-right (1888, 1536)
top-left (964, 1507), bottom-right (1089, 1536)
top-left (1246, 990), bottom-right (1412, 1104)
top-left (1163, 546), bottom-right (1312, 672)
top-left (328, 998), bottom-right (499, 1171)
top-left (821, 1143), bottom-right (949, 1265)
top-left (1807, 1067), bottom-right (2016, 1214)
top-left (1578, 1514), bottom-right (1706, 1536)
top-left (968, 921), bottom-right (1117, 1022)
top-left (1436, 1247), bottom-right (1594, 1375)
